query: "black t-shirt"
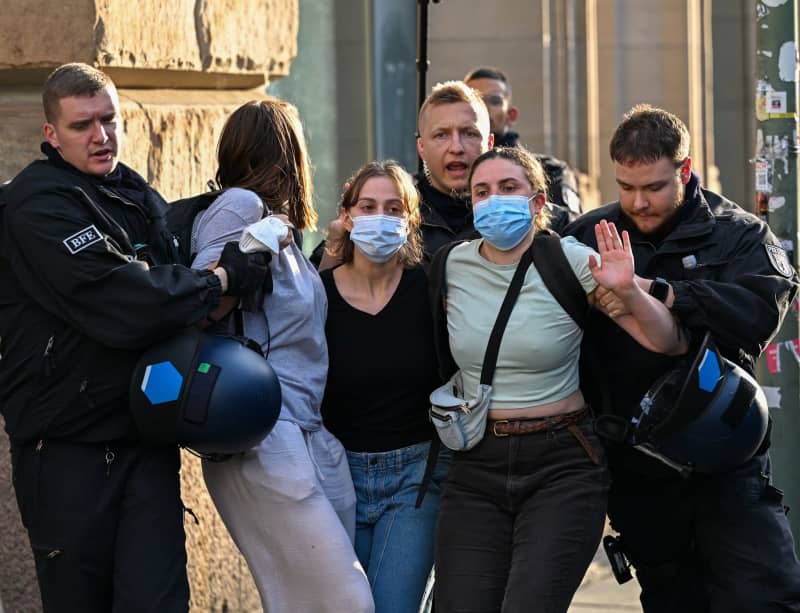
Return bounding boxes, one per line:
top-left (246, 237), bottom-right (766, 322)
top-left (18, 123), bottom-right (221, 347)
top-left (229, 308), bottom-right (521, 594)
top-left (320, 266), bottom-right (440, 452)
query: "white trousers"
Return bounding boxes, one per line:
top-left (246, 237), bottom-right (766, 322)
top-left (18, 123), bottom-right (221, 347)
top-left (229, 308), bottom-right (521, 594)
top-left (203, 420), bottom-right (375, 613)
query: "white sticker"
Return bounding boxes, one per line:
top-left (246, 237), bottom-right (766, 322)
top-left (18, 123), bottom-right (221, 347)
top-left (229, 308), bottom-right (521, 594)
top-left (768, 195), bottom-right (786, 211)
top-left (779, 41), bottom-right (797, 82)
top-left (763, 386), bottom-right (782, 409)
top-left (63, 225), bottom-right (103, 254)
top-left (755, 160), bottom-right (772, 192)
top-left (767, 91), bottom-right (787, 113)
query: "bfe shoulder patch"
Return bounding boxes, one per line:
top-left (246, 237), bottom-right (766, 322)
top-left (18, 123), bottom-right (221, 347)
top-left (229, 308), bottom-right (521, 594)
top-left (63, 224), bottom-right (103, 254)
top-left (765, 243), bottom-right (794, 278)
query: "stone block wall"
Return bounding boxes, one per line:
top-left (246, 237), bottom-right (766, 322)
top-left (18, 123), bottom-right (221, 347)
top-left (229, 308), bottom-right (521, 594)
top-left (0, 0), bottom-right (297, 85)
top-left (0, 1), bottom-right (299, 611)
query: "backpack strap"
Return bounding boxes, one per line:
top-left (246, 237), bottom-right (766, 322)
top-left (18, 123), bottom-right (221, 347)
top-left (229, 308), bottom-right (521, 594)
top-left (478, 245), bottom-right (534, 384)
top-left (416, 240), bottom-right (466, 509)
top-left (166, 187), bottom-right (224, 267)
top-left (532, 232), bottom-right (589, 329)
top-left (428, 240), bottom-right (467, 382)
top-left (415, 436), bottom-right (441, 509)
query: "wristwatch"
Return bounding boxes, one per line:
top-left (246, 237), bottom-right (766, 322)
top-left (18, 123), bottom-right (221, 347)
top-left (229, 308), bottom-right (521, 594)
top-left (648, 277), bottom-right (670, 303)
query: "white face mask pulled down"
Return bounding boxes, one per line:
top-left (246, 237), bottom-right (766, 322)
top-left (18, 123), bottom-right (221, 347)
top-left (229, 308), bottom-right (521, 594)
top-left (239, 215), bottom-right (290, 254)
top-left (348, 214), bottom-right (408, 263)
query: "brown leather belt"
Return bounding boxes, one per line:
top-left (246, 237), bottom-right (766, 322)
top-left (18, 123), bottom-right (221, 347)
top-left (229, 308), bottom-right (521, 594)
top-left (489, 406), bottom-right (590, 437)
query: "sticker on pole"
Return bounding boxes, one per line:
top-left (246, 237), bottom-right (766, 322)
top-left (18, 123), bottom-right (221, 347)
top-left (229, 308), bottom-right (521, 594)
top-left (755, 160), bottom-right (772, 193)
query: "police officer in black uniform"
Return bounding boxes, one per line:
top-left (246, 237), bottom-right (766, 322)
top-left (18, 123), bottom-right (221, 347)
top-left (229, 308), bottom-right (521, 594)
top-left (0, 63), bottom-right (267, 613)
top-left (566, 104), bottom-right (800, 612)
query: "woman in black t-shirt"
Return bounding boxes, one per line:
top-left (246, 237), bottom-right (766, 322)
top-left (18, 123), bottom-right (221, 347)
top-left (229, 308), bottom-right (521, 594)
top-left (320, 160), bottom-right (449, 613)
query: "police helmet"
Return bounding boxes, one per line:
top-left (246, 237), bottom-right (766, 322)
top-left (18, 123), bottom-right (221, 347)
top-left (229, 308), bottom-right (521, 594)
top-left (130, 327), bottom-right (281, 457)
top-left (629, 332), bottom-right (768, 473)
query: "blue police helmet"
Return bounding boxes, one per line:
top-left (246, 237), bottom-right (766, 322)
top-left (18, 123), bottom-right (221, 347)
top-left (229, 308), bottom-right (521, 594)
top-left (629, 332), bottom-right (768, 473)
top-left (130, 327), bottom-right (281, 457)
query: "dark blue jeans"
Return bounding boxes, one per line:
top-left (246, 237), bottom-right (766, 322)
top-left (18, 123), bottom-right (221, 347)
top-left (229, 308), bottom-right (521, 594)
top-left (434, 417), bottom-right (609, 613)
top-left (10, 439), bottom-right (189, 613)
top-left (609, 451), bottom-right (800, 613)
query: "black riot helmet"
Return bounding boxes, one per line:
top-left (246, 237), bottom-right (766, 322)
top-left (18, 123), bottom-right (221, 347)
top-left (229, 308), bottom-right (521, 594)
top-left (627, 332), bottom-right (769, 474)
top-left (130, 327), bottom-right (281, 458)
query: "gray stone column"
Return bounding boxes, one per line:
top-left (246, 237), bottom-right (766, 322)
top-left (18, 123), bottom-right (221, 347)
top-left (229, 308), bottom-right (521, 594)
top-left (596, 0), bottom-right (719, 202)
top-left (426, 0), bottom-right (601, 208)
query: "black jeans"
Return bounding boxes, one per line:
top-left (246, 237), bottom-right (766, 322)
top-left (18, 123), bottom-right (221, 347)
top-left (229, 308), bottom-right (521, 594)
top-left (609, 451), bottom-right (800, 613)
top-left (10, 439), bottom-right (189, 613)
top-left (434, 416), bottom-right (609, 613)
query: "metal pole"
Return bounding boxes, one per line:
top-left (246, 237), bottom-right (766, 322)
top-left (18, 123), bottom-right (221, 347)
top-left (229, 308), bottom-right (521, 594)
top-left (416, 0), bottom-right (440, 175)
top-left (754, 0), bottom-right (800, 546)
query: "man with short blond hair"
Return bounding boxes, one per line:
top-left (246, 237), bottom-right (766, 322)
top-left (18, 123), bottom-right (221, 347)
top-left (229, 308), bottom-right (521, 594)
top-left (414, 80), bottom-right (493, 259)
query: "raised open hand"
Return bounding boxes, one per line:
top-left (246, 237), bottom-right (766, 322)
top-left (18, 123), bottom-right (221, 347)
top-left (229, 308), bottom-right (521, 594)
top-left (588, 220), bottom-right (635, 293)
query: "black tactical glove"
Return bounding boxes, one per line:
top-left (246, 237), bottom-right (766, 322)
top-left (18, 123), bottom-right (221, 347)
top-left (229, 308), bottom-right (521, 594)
top-left (217, 242), bottom-right (272, 298)
top-left (239, 260), bottom-right (274, 312)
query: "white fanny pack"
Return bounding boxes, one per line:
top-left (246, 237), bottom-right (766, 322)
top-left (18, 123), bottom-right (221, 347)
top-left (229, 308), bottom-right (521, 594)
top-left (429, 371), bottom-right (492, 451)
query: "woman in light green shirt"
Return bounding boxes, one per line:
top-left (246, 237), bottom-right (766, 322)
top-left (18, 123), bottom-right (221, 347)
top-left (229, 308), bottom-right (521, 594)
top-left (432, 146), bottom-right (688, 613)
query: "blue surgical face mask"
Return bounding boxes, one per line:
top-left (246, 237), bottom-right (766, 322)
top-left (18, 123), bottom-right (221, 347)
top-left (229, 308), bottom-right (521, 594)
top-left (473, 194), bottom-right (533, 251)
top-left (349, 214), bottom-right (408, 263)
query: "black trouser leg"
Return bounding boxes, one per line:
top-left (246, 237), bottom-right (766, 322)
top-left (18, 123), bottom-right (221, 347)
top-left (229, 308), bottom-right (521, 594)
top-left (11, 440), bottom-right (189, 613)
top-left (609, 452), bottom-right (800, 613)
top-left (607, 469), bottom-right (708, 613)
top-left (112, 445), bottom-right (188, 613)
top-left (435, 418), bottom-right (608, 613)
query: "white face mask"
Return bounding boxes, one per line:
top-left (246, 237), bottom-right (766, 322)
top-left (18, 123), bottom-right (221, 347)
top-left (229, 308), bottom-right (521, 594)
top-left (349, 214), bottom-right (408, 263)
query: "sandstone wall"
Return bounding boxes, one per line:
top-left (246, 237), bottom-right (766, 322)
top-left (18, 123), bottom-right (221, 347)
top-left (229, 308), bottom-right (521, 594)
top-left (0, 1), bottom-right (299, 611)
top-left (0, 0), bottom-right (297, 86)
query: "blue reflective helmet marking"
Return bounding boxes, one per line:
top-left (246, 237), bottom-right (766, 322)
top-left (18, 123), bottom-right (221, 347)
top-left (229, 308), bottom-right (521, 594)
top-left (141, 361), bottom-right (183, 405)
top-left (697, 349), bottom-right (721, 392)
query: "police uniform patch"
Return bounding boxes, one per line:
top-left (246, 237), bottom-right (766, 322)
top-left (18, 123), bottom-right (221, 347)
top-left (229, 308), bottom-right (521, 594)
top-left (63, 224), bottom-right (103, 254)
top-left (765, 243), bottom-right (794, 278)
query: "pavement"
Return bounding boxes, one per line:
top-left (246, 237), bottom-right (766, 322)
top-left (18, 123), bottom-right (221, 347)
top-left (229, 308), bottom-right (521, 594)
top-left (569, 543), bottom-right (642, 612)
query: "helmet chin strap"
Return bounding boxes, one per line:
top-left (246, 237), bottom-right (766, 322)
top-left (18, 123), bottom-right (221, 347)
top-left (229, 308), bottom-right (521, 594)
top-left (183, 446), bottom-right (235, 463)
top-left (633, 443), bottom-right (693, 478)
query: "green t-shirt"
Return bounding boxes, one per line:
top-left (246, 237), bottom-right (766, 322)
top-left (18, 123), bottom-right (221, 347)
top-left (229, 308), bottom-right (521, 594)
top-left (446, 236), bottom-right (598, 409)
